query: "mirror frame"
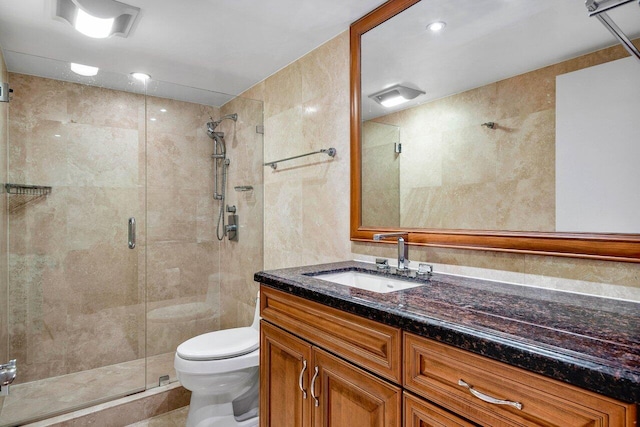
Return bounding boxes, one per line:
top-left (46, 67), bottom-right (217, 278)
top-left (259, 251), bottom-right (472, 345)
top-left (349, 0), bottom-right (640, 263)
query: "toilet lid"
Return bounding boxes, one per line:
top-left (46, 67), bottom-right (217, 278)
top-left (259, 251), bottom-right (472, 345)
top-left (177, 327), bottom-right (259, 361)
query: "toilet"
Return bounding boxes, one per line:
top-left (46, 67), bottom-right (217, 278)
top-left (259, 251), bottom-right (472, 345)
top-left (175, 293), bottom-right (260, 427)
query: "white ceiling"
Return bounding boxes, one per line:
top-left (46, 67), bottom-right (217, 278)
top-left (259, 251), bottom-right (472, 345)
top-left (361, 0), bottom-right (640, 120)
top-left (0, 0), bottom-right (385, 104)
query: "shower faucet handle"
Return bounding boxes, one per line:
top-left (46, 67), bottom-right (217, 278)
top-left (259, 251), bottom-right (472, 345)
top-left (226, 205), bottom-right (236, 213)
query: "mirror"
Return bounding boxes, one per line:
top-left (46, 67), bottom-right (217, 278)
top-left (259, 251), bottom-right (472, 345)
top-left (350, 0), bottom-right (640, 261)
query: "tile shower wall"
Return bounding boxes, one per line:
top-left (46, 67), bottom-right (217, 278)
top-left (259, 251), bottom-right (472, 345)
top-left (248, 31), bottom-right (640, 300)
top-left (6, 73), bottom-right (222, 383)
top-left (218, 99), bottom-right (264, 329)
top-left (144, 94), bottom-right (221, 360)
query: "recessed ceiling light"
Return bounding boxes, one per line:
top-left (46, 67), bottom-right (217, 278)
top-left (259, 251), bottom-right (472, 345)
top-left (427, 21), bottom-right (446, 32)
top-left (70, 62), bottom-right (99, 77)
top-left (160, 108), bottom-right (167, 113)
top-left (131, 72), bottom-right (151, 82)
top-left (150, 117), bottom-right (157, 121)
top-left (54, 134), bottom-right (62, 138)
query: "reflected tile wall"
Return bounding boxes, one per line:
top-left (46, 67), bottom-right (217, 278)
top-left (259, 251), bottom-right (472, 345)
top-left (245, 30), bottom-right (639, 301)
top-left (366, 42), bottom-right (637, 232)
top-left (361, 122), bottom-right (399, 227)
top-left (0, 47), bottom-right (8, 364)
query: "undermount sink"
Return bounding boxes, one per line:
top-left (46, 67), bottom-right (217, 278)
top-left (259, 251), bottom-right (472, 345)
top-left (313, 270), bottom-right (423, 293)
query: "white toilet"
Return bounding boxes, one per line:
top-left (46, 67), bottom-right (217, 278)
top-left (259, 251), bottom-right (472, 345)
top-left (175, 293), bottom-right (260, 427)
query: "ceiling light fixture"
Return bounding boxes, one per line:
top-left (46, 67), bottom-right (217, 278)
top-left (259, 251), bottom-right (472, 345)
top-left (70, 62), bottom-right (99, 76)
top-left (369, 84), bottom-right (425, 108)
top-left (54, 0), bottom-right (141, 39)
top-left (427, 21), bottom-right (446, 32)
top-left (131, 72), bottom-right (151, 82)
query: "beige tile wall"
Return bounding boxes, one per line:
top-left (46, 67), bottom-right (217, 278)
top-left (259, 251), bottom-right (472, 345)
top-left (248, 31), bottom-right (640, 300)
top-left (243, 32), bottom-right (352, 270)
top-left (0, 47), bottom-right (8, 364)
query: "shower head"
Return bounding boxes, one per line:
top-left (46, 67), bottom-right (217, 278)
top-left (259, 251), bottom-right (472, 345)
top-left (206, 113), bottom-right (238, 136)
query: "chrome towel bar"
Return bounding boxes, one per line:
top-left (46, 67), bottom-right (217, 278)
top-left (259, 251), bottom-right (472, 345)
top-left (264, 148), bottom-right (336, 170)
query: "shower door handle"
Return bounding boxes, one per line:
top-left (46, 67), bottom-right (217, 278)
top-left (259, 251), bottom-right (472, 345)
top-left (128, 217), bottom-right (136, 249)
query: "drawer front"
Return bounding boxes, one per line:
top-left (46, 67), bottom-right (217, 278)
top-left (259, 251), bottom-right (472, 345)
top-left (404, 333), bottom-right (636, 427)
top-left (260, 286), bottom-right (402, 383)
top-left (404, 392), bottom-right (476, 427)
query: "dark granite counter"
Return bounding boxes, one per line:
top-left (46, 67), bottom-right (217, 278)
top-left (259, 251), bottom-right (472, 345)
top-left (254, 260), bottom-right (640, 404)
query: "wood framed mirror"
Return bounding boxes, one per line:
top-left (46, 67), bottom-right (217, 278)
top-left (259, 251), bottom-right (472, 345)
top-left (350, 0), bottom-right (640, 262)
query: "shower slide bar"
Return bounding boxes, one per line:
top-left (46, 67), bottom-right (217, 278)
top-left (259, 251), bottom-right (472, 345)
top-left (264, 147), bottom-right (336, 170)
top-left (585, 0), bottom-right (640, 63)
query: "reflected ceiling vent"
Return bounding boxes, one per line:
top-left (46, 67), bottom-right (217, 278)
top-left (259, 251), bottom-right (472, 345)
top-left (369, 84), bottom-right (425, 108)
top-left (54, 0), bottom-right (140, 39)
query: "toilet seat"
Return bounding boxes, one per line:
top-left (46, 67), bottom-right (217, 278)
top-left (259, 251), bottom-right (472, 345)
top-left (177, 327), bottom-right (259, 361)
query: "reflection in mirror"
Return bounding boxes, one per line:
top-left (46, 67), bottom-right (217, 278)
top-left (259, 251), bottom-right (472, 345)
top-left (359, 0), bottom-right (640, 234)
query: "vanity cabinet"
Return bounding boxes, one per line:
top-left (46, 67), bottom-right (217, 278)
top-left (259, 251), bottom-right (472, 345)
top-left (259, 285), bottom-right (637, 427)
top-left (405, 332), bottom-right (637, 426)
top-left (260, 320), bottom-right (401, 427)
top-left (259, 286), bottom-right (402, 427)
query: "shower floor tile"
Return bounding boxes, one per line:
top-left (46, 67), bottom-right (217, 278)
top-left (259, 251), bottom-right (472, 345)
top-left (0, 352), bottom-right (176, 426)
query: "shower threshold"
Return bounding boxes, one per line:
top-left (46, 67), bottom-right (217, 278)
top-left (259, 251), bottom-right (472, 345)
top-left (0, 352), bottom-right (175, 426)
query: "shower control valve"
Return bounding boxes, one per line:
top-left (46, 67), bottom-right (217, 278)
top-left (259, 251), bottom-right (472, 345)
top-left (226, 205), bottom-right (236, 213)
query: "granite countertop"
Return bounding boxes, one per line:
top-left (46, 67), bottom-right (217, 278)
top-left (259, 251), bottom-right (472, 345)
top-left (254, 260), bottom-right (640, 404)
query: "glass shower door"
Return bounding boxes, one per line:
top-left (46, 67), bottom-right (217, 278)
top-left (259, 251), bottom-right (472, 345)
top-left (0, 56), bottom-right (147, 426)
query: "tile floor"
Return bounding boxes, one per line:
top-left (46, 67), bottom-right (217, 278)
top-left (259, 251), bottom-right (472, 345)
top-left (126, 407), bottom-right (189, 427)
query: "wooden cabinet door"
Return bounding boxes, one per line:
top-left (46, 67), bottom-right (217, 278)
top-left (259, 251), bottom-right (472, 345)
top-left (260, 320), bottom-right (313, 427)
top-left (313, 347), bottom-right (402, 427)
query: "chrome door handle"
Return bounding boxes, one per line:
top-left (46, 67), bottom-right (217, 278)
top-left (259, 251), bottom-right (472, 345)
top-left (298, 359), bottom-right (307, 399)
top-left (128, 217), bottom-right (136, 249)
top-left (458, 379), bottom-right (523, 410)
top-left (0, 360), bottom-right (16, 386)
top-left (310, 366), bottom-right (319, 407)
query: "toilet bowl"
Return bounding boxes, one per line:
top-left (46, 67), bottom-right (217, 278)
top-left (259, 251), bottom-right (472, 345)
top-left (175, 292), bottom-right (260, 427)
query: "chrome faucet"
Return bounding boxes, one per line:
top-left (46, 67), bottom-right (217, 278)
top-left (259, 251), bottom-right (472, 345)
top-left (372, 233), bottom-right (409, 271)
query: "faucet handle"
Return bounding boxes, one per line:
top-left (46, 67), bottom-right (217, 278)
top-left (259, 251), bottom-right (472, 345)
top-left (417, 263), bottom-right (433, 276)
top-left (375, 258), bottom-right (389, 270)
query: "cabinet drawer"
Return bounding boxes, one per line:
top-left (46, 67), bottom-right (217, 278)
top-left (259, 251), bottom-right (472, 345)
top-left (404, 333), bottom-right (636, 427)
top-left (260, 286), bottom-right (402, 383)
top-left (404, 392), bottom-right (475, 427)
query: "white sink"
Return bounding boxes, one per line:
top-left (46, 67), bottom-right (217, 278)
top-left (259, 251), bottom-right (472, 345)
top-left (314, 270), bottom-right (423, 293)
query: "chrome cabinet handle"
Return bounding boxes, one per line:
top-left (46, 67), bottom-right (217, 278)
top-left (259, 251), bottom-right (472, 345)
top-left (458, 379), bottom-right (523, 410)
top-left (128, 217), bottom-right (136, 249)
top-left (298, 359), bottom-right (308, 399)
top-left (310, 366), bottom-right (319, 407)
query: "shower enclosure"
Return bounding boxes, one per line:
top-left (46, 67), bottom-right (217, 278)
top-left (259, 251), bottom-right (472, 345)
top-left (0, 52), bottom-right (264, 426)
